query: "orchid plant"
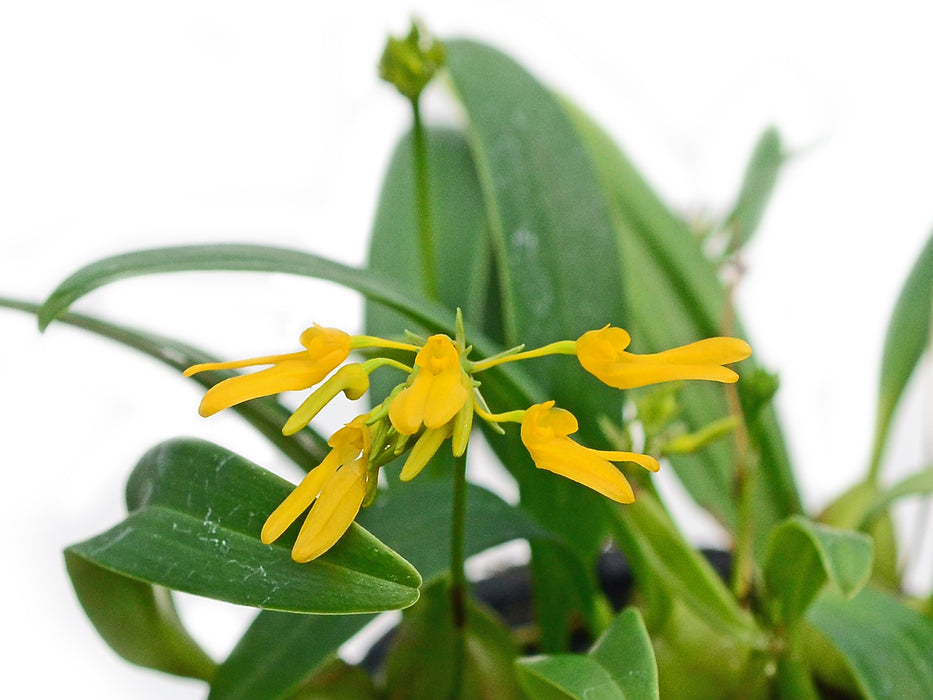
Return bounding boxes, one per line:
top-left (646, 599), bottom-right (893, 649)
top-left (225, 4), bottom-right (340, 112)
top-left (6, 22), bottom-right (933, 700)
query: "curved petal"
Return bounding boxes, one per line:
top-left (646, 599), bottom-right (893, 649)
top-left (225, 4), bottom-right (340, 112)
top-left (260, 455), bottom-right (341, 545)
top-left (198, 359), bottom-right (333, 416)
top-left (291, 460), bottom-right (367, 562)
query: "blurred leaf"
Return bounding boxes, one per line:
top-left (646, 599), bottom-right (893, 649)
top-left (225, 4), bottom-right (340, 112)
top-left (860, 468), bottom-right (933, 527)
top-left (382, 581), bottom-right (525, 700)
top-left (68, 438), bottom-right (420, 615)
top-left (589, 608), bottom-right (659, 700)
top-left (563, 98), bottom-right (801, 553)
top-left (1, 296), bottom-right (328, 468)
top-left (210, 479), bottom-right (543, 700)
top-left (288, 658), bottom-right (377, 700)
top-left (808, 587), bottom-right (933, 700)
top-left (763, 516), bottom-right (872, 627)
top-left (722, 127), bottom-right (784, 255)
top-left (610, 492), bottom-right (758, 642)
top-left (445, 36), bottom-right (627, 650)
top-left (515, 656), bottom-right (625, 700)
top-left (869, 229), bottom-right (933, 478)
top-left (818, 480), bottom-right (900, 589)
top-left (65, 554), bottom-right (216, 681)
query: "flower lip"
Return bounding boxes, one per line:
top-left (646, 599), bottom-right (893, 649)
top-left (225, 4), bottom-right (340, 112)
top-left (388, 334), bottom-right (469, 435)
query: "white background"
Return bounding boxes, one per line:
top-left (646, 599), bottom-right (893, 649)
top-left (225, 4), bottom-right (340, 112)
top-left (3, 2), bottom-right (933, 697)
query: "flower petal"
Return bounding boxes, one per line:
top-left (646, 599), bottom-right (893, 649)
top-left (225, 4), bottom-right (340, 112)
top-left (291, 460), bottom-right (367, 562)
top-left (197, 359), bottom-right (329, 416)
top-left (260, 455), bottom-right (341, 545)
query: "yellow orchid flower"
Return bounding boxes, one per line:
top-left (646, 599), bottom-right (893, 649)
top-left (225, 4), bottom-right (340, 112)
top-left (520, 401), bottom-right (659, 503)
top-left (388, 334), bottom-right (469, 435)
top-left (261, 416), bottom-right (371, 562)
top-left (576, 325), bottom-right (752, 390)
top-left (184, 324), bottom-right (352, 417)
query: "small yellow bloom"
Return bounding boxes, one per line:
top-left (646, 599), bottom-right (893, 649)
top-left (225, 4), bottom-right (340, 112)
top-left (576, 326), bottom-right (752, 390)
top-left (184, 324), bottom-right (351, 417)
top-left (520, 401), bottom-right (659, 504)
top-left (261, 416), bottom-right (371, 562)
top-left (389, 335), bottom-right (469, 435)
top-left (282, 363), bottom-right (370, 436)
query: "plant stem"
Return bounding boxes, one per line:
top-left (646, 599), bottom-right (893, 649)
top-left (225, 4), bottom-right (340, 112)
top-left (448, 448), bottom-right (469, 698)
top-left (411, 96), bottom-right (439, 301)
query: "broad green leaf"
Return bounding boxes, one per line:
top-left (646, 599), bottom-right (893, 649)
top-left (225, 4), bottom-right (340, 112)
top-left (589, 608), bottom-right (659, 700)
top-left (610, 492), bottom-right (758, 642)
top-left (1, 296), bottom-right (327, 468)
top-left (445, 36), bottom-right (627, 649)
top-left (382, 581), bottom-right (525, 700)
top-left (808, 587), bottom-right (933, 700)
top-left (722, 127), bottom-right (784, 254)
top-left (209, 479), bottom-right (544, 700)
top-left (65, 553), bottom-right (216, 681)
top-left (869, 229), bottom-right (933, 478)
top-left (515, 655), bottom-right (625, 700)
top-left (763, 516), bottom-right (873, 627)
top-left (563, 99), bottom-right (801, 552)
top-left (68, 438), bottom-right (420, 614)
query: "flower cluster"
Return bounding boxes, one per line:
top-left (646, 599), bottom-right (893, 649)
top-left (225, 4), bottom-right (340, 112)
top-left (186, 317), bottom-right (751, 561)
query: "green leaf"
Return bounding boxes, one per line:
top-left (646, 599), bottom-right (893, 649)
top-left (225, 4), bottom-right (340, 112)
top-left (64, 553), bottom-right (216, 681)
top-left (589, 608), bottom-right (659, 700)
top-left (818, 480), bottom-right (900, 589)
top-left (563, 98), bottom-right (801, 552)
top-left (68, 438), bottom-right (420, 614)
top-left (763, 516), bottom-right (873, 627)
top-left (209, 479), bottom-right (543, 700)
top-left (1, 296), bottom-right (327, 468)
top-left (860, 468), bottom-right (933, 528)
top-left (37, 244), bottom-right (455, 334)
top-left (610, 492), bottom-right (758, 641)
top-left (382, 581), bottom-right (525, 700)
top-left (808, 587), bottom-right (933, 700)
top-left (515, 656), bottom-right (625, 700)
top-left (869, 229), bottom-right (933, 477)
top-left (207, 612), bottom-right (375, 700)
top-left (722, 127), bottom-right (784, 254)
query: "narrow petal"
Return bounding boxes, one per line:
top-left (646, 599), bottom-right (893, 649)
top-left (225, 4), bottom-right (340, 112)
top-left (183, 351), bottom-right (309, 377)
top-left (399, 425), bottom-right (453, 481)
top-left (291, 460), bottom-right (367, 562)
top-left (260, 455), bottom-right (340, 544)
top-left (423, 366), bottom-right (469, 429)
top-left (198, 359), bottom-right (330, 417)
top-left (527, 441), bottom-right (635, 503)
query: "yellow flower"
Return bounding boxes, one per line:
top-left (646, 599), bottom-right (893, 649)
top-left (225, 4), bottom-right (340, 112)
top-left (261, 416), bottom-right (371, 562)
top-left (184, 324), bottom-right (351, 417)
top-left (389, 334), bottom-right (469, 435)
top-left (520, 401), bottom-right (659, 503)
top-left (576, 326), bottom-right (752, 390)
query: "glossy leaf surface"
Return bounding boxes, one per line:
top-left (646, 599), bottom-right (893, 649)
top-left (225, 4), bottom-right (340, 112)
top-left (68, 438), bottom-right (421, 614)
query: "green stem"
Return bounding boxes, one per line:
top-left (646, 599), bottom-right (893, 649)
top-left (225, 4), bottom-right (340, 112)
top-left (411, 96), bottom-right (438, 301)
top-left (449, 448), bottom-right (469, 698)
